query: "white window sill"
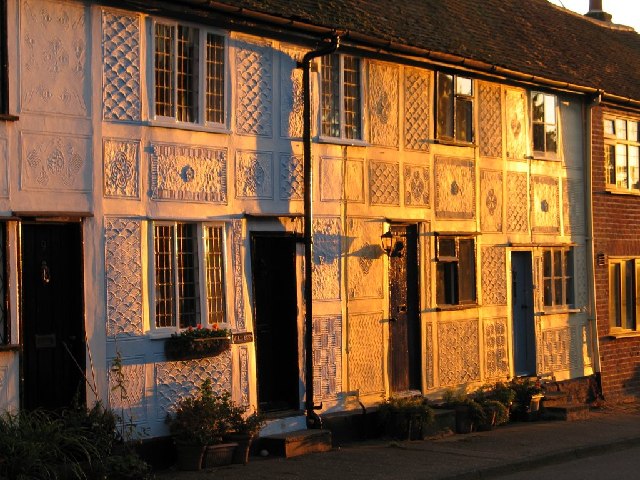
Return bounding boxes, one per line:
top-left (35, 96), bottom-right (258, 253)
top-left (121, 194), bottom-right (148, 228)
top-left (433, 138), bottom-right (476, 148)
top-left (605, 187), bottom-right (640, 196)
top-left (316, 136), bottom-right (368, 147)
top-left (536, 308), bottom-right (581, 316)
top-left (145, 119), bottom-right (232, 135)
top-left (531, 152), bottom-right (559, 161)
top-left (606, 330), bottom-right (640, 339)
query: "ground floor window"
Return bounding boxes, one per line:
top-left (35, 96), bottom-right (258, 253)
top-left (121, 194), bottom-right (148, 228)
top-left (542, 247), bottom-right (574, 310)
top-left (609, 258), bottom-right (640, 332)
top-left (153, 222), bottom-right (227, 330)
top-left (436, 235), bottom-right (476, 306)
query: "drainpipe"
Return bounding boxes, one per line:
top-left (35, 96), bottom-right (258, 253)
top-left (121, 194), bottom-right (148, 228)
top-left (584, 92), bottom-right (602, 378)
top-left (299, 35), bottom-right (339, 429)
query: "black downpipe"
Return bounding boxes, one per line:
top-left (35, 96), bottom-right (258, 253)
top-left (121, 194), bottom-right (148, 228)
top-left (299, 35), bottom-right (339, 429)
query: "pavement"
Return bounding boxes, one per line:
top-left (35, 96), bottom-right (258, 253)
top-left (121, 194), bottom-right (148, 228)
top-left (155, 401), bottom-right (640, 479)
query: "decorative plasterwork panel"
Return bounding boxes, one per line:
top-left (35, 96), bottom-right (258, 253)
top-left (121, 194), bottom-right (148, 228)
top-left (404, 67), bottom-right (430, 151)
top-left (531, 175), bottom-right (559, 233)
top-left (236, 43), bottom-right (272, 136)
top-left (151, 143), bottom-right (227, 202)
top-left (348, 312), bottom-right (384, 395)
top-left (235, 150), bottom-right (273, 199)
top-left (573, 245), bottom-right (588, 310)
top-left (239, 346), bottom-right (249, 406)
top-left (480, 169), bottom-right (503, 232)
top-left (103, 139), bottom-right (139, 198)
top-left (20, 132), bottom-right (90, 192)
top-left (102, 10), bottom-right (140, 121)
top-left (156, 352), bottom-right (232, 418)
top-left (346, 218), bottom-right (383, 299)
top-left (438, 320), bottom-right (480, 386)
top-left (231, 220), bottom-right (245, 330)
top-left (280, 154), bottom-right (303, 200)
top-left (564, 177), bottom-right (585, 236)
top-left (481, 246), bottom-right (507, 305)
top-left (108, 358), bottom-right (146, 424)
top-left (434, 156), bottom-right (475, 219)
top-left (313, 315), bottom-right (342, 402)
top-left (478, 82), bottom-right (503, 158)
top-left (505, 88), bottom-right (528, 160)
top-left (280, 48), bottom-right (304, 139)
top-left (368, 62), bottom-right (398, 147)
top-left (369, 161), bottom-right (399, 205)
top-left (542, 328), bottom-right (570, 373)
top-left (21, 0), bottom-right (88, 117)
top-left (320, 157), bottom-right (364, 203)
top-left (506, 172), bottom-right (528, 232)
top-left (313, 217), bottom-right (341, 301)
top-left (0, 139), bottom-right (7, 197)
top-left (484, 317), bottom-right (509, 379)
top-left (425, 323), bottom-right (434, 389)
top-left (105, 218), bottom-right (143, 337)
top-left (404, 164), bottom-right (430, 207)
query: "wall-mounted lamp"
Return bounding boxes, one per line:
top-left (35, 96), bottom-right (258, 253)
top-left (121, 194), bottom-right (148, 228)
top-left (380, 229), bottom-right (404, 257)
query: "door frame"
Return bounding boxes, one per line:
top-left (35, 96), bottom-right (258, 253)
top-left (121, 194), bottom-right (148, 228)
top-left (19, 220), bottom-right (86, 410)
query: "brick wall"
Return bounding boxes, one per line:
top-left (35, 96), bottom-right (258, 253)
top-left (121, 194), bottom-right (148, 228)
top-left (592, 105), bottom-right (640, 401)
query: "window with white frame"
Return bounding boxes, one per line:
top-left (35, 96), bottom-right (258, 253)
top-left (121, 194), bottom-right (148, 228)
top-left (531, 92), bottom-right (558, 154)
top-left (153, 19), bottom-right (225, 126)
top-left (153, 222), bottom-right (226, 330)
top-left (609, 258), bottom-right (640, 332)
top-left (436, 72), bottom-right (473, 143)
top-left (542, 247), bottom-right (573, 310)
top-left (436, 236), bottom-right (476, 306)
top-left (604, 116), bottom-right (640, 191)
top-left (321, 53), bottom-right (362, 140)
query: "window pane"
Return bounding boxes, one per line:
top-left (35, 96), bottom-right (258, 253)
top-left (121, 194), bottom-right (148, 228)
top-left (611, 263), bottom-right (622, 328)
top-left (206, 33), bottom-right (225, 124)
top-left (553, 250), bottom-right (562, 277)
top-left (437, 73), bottom-right (454, 139)
top-left (155, 225), bottom-right (175, 327)
top-left (544, 94), bottom-right (556, 124)
top-left (565, 250), bottom-right (574, 306)
top-left (343, 56), bottom-right (361, 140)
top-left (616, 119), bottom-right (627, 140)
top-left (532, 93), bottom-right (544, 122)
top-left (437, 262), bottom-right (457, 305)
top-left (626, 260), bottom-right (636, 330)
top-left (0, 224), bottom-right (6, 344)
top-left (545, 125), bottom-right (557, 153)
top-left (543, 250), bottom-right (551, 277)
top-left (176, 223), bottom-right (200, 329)
top-left (438, 238), bottom-right (456, 258)
top-left (554, 278), bottom-right (563, 305)
top-left (176, 26), bottom-right (199, 123)
top-left (629, 121), bottom-right (638, 142)
top-left (544, 279), bottom-right (552, 306)
top-left (604, 119), bottom-right (615, 136)
top-left (455, 97), bottom-right (473, 142)
top-left (533, 124), bottom-right (545, 151)
top-left (629, 146), bottom-right (640, 190)
top-left (321, 54), bottom-right (340, 137)
top-left (606, 144), bottom-right (616, 184)
top-left (155, 23), bottom-right (174, 118)
top-left (204, 225), bottom-right (226, 324)
top-left (458, 239), bottom-right (476, 303)
top-left (616, 144), bottom-right (628, 188)
top-left (456, 77), bottom-right (472, 96)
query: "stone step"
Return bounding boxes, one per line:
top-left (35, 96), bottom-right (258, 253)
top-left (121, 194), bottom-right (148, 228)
top-left (258, 428), bottom-right (332, 458)
top-left (541, 390), bottom-right (568, 407)
top-left (542, 404), bottom-right (590, 421)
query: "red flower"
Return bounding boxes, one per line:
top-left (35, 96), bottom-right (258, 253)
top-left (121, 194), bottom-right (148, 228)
top-left (212, 323), bottom-right (219, 331)
top-left (197, 324), bottom-right (202, 329)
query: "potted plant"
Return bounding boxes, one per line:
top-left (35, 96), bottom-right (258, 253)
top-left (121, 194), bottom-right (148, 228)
top-left (378, 396), bottom-right (435, 440)
top-left (225, 409), bottom-right (265, 464)
top-left (442, 388), bottom-right (486, 434)
top-left (509, 377), bottom-right (543, 421)
top-left (164, 324), bottom-right (231, 361)
top-left (470, 382), bottom-right (515, 430)
top-left (167, 380), bottom-right (237, 471)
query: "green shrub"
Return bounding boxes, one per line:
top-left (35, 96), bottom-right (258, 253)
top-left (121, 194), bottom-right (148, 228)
top-left (378, 396), bottom-right (435, 440)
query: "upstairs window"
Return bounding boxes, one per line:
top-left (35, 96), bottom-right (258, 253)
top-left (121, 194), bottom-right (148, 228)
top-left (321, 54), bottom-right (362, 140)
top-left (532, 92), bottom-right (557, 154)
top-left (604, 117), bottom-right (640, 191)
top-left (153, 20), bottom-right (225, 126)
top-left (542, 247), bottom-right (573, 310)
top-left (436, 236), bottom-right (476, 306)
top-left (153, 222), bottom-right (227, 330)
top-left (436, 73), bottom-right (473, 143)
top-left (609, 258), bottom-right (640, 332)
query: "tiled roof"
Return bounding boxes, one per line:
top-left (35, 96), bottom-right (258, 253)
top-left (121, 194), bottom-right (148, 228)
top-left (208, 0), bottom-right (640, 102)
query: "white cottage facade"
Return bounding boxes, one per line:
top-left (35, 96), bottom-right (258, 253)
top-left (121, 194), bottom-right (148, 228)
top-left (0, 0), bottom-right (596, 438)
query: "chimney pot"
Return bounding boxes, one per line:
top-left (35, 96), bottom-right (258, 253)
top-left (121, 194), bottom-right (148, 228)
top-left (589, 0), bottom-right (602, 12)
top-left (586, 0), bottom-right (612, 22)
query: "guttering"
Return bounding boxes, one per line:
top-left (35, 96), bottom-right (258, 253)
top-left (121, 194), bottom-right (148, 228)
top-left (299, 35), bottom-right (339, 429)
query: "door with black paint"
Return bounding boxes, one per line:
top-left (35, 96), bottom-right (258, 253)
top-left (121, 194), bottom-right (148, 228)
top-left (389, 224), bottom-right (421, 393)
top-left (512, 251), bottom-right (536, 376)
top-left (251, 234), bottom-right (299, 412)
top-left (22, 223), bottom-right (85, 410)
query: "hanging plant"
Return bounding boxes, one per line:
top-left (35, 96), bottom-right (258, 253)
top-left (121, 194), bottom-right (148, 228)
top-left (164, 324), bottom-right (231, 361)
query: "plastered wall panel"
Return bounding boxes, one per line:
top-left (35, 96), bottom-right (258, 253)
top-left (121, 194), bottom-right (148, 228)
top-left (478, 82), bottom-right (502, 158)
top-left (480, 169), bottom-right (503, 232)
top-left (346, 218), bottom-right (383, 299)
top-left (531, 175), bottom-right (560, 233)
top-left (484, 317), bottom-right (509, 379)
top-left (505, 88), bottom-right (528, 160)
top-left (369, 160), bottom-right (399, 205)
top-left (347, 312), bottom-right (384, 395)
top-left (280, 154), bottom-right (303, 200)
top-left (235, 42), bottom-right (272, 137)
top-left (368, 62), bottom-right (399, 147)
top-left (103, 139), bottom-right (139, 198)
top-left (481, 246), bottom-right (507, 305)
top-left (438, 320), bottom-right (481, 386)
top-left (404, 164), bottom-right (430, 207)
top-left (404, 67), bottom-right (430, 151)
top-left (434, 156), bottom-right (475, 219)
top-left (507, 171), bottom-right (528, 232)
top-left (313, 315), bottom-right (342, 401)
top-left (235, 150), bottom-right (273, 199)
top-left (279, 48), bottom-right (304, 139)
top-left (313, 217), bottom-right (341, 301)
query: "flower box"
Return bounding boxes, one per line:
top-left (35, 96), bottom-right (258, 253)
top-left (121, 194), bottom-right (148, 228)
top-left (165, 333), bottom-right (231, 361)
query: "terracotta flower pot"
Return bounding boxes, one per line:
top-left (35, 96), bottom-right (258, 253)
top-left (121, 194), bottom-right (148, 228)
top-left (202, 442), bottom-right (238, 469)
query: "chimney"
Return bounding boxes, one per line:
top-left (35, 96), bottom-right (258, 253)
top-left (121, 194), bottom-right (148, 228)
top-left (585, 0), bottom-right (612, 22)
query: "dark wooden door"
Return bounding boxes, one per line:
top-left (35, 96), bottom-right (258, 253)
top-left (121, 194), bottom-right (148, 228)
top-left (389, 224), bottom-right (421, 393)
top-left (512, 251), bottom-right (536, 376)
top-left (251, 234), bottom-right (299, 412)
top-left (22, 223), bottom-right (85, 410)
